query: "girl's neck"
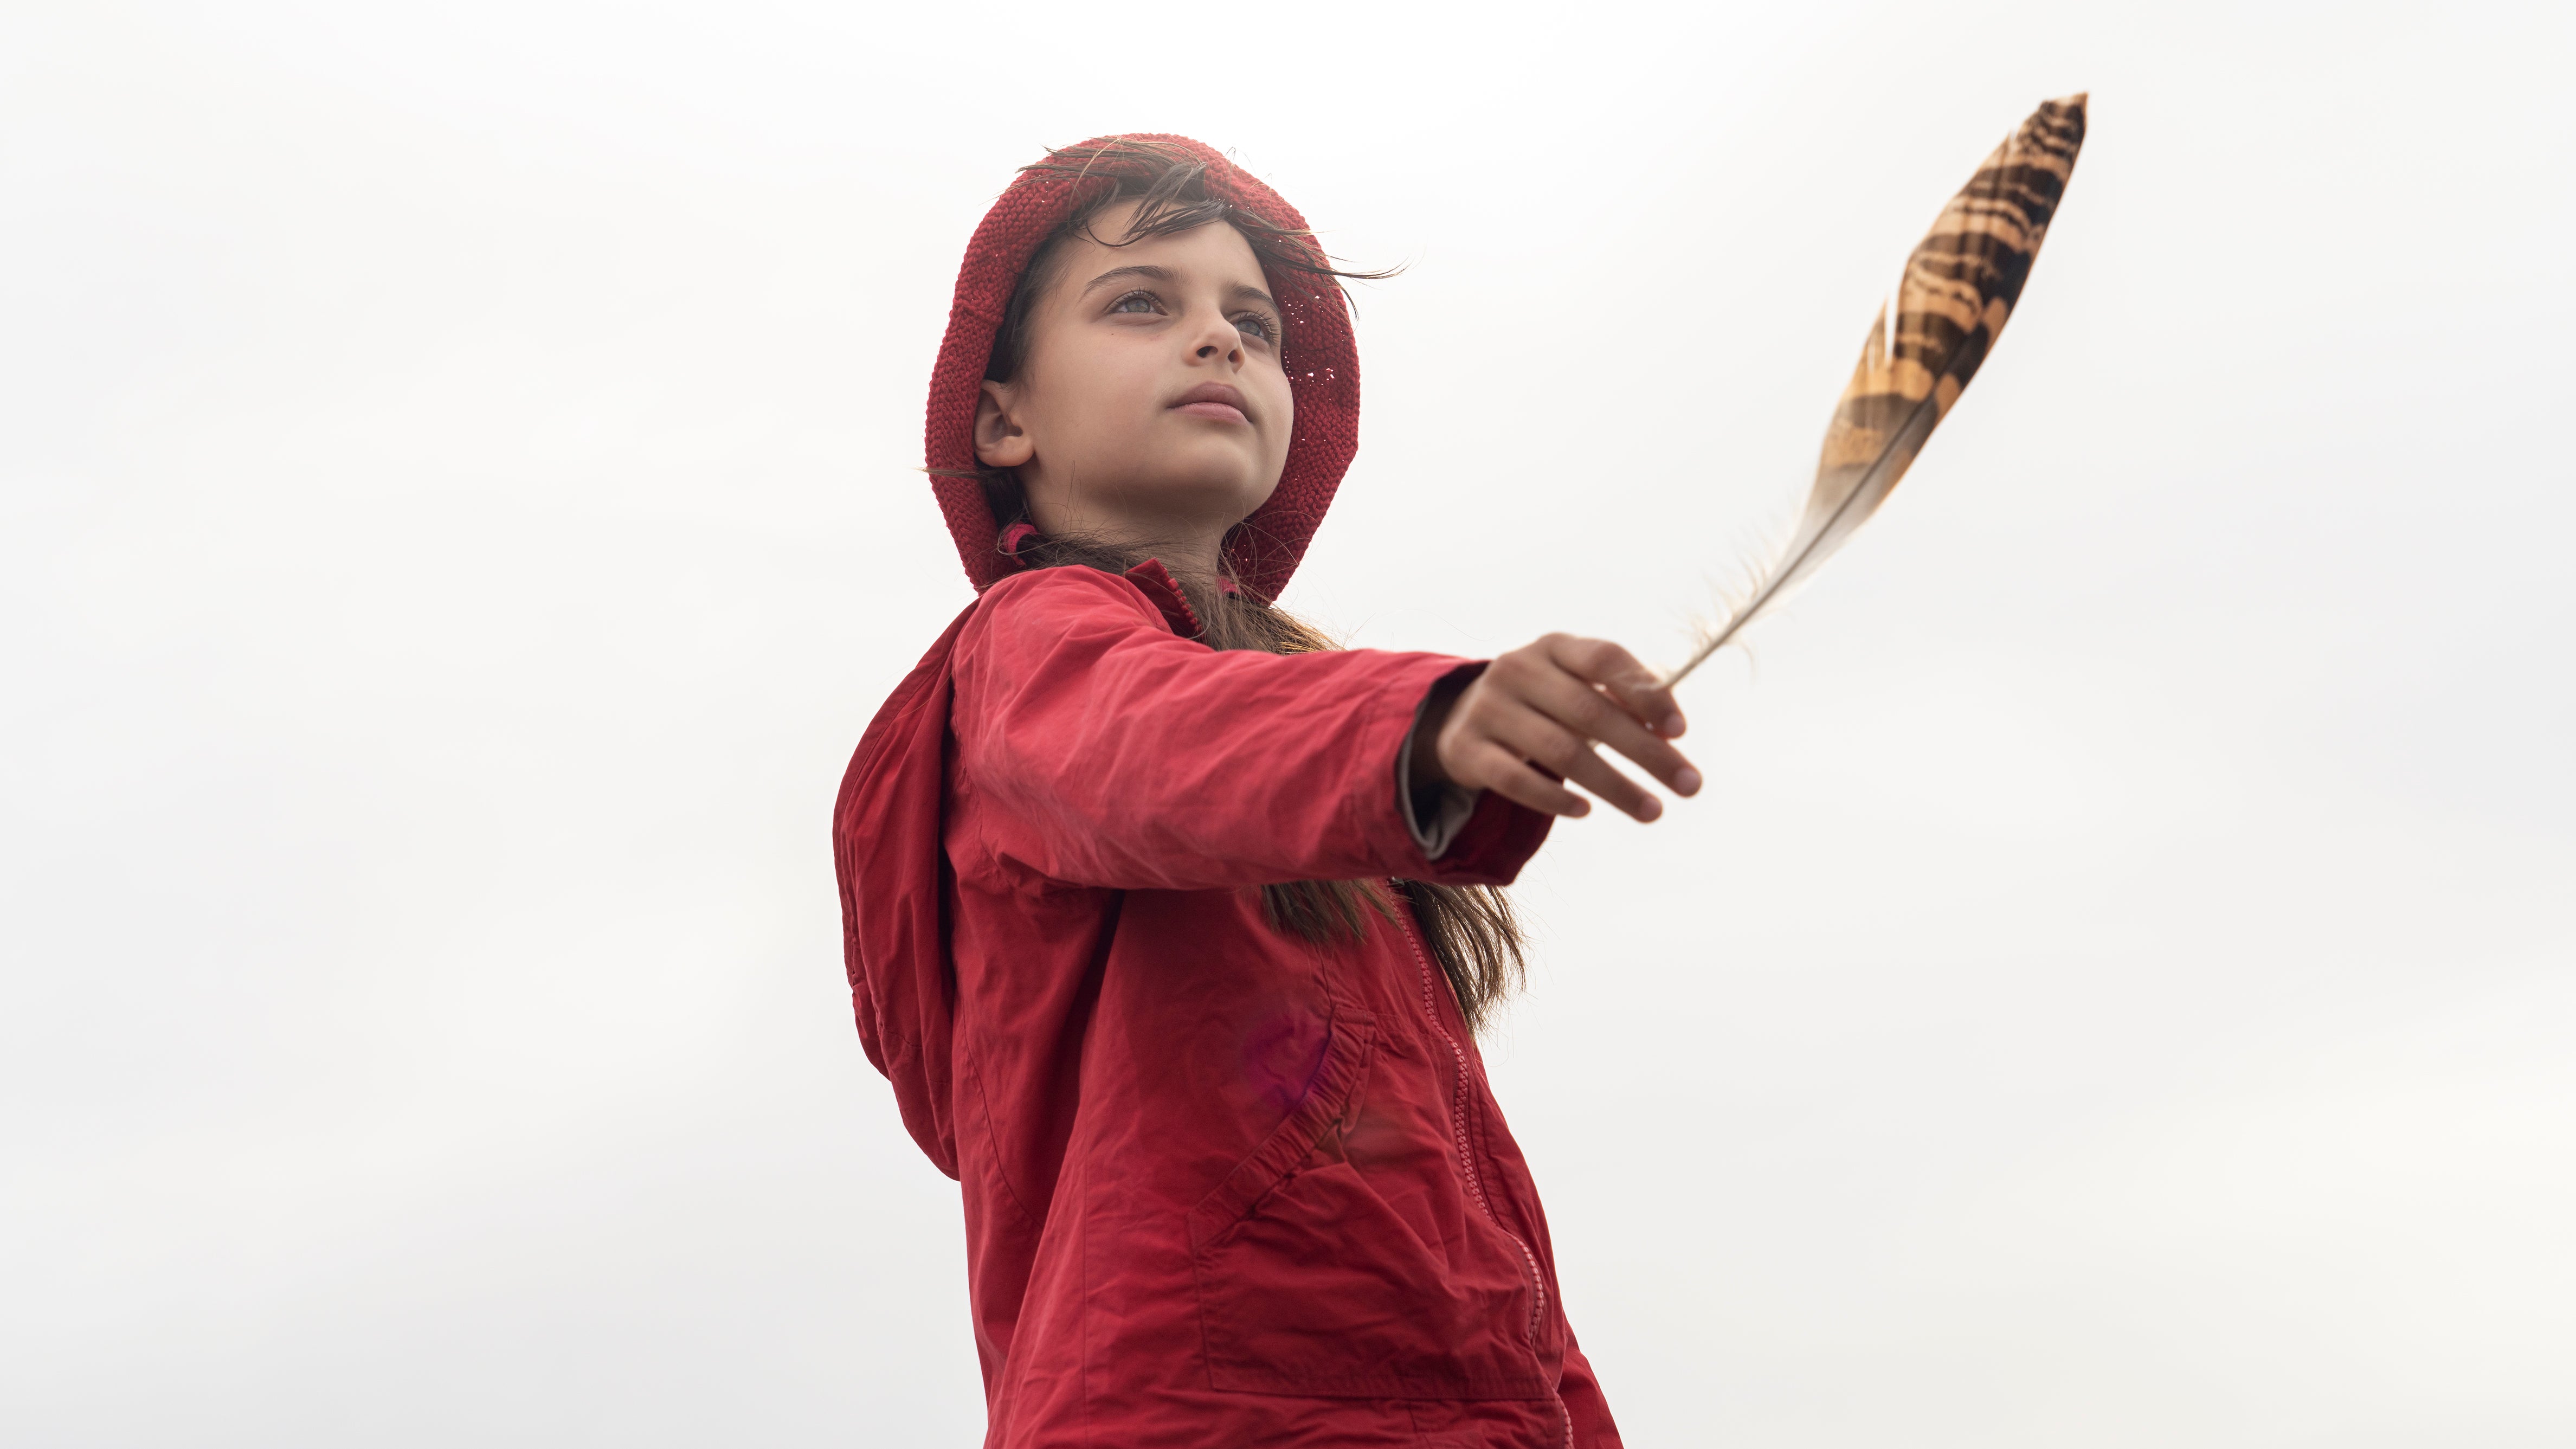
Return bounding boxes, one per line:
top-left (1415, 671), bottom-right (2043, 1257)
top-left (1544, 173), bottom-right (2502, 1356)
top-left (1128, 533), bottom-right (1223, 580)
top-left (1028, 508), bottom-right (1228, 582)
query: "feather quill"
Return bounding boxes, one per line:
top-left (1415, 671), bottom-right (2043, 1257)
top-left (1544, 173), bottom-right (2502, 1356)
top-left (1665, 93), bottom-right (2088, 686)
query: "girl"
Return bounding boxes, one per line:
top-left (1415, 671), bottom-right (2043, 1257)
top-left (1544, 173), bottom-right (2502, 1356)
top-left (836, 137), bottom-right (1696, 1449)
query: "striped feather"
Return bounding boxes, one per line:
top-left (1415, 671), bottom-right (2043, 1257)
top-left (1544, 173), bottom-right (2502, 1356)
top-left (1666, 93), bottom-right (2088, 685)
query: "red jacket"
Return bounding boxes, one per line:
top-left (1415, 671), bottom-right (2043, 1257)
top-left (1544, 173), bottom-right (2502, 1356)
top-left (835, 137), bottom-right (1622, 1447)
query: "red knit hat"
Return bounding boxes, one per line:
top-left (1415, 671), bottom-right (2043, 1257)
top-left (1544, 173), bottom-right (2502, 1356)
top-left (924, 136), bottom-right (1360, 601)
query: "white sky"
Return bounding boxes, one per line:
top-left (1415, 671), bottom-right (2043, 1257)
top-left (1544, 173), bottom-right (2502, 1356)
top-left (4, 2), bottom-right (2571, 1444)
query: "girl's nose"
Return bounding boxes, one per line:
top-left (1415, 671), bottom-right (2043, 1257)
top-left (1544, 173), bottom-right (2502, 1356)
top-left (1187, 308), bottom-right (1243, 366)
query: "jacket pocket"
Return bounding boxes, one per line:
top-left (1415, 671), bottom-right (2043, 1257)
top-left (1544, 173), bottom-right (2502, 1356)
top-left (1186, 1009), bottom-right (1552, 1401)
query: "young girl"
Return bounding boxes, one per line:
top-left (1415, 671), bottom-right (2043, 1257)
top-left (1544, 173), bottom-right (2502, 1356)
top-left (836, 137), bottom-right (1697, 1449)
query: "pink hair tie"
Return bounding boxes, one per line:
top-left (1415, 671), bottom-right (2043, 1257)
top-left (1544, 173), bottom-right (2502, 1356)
top-left (996, 522), bottom-right (1039, 560)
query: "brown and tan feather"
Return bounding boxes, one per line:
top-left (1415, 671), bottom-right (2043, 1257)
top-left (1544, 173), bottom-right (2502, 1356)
top-left (1666, 93), bottom-right (2088, 685)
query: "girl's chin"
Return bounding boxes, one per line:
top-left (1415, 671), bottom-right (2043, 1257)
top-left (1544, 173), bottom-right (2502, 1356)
top-left (1093, 471), bottom-right (1280, 521)
top-left (1118, 448), bottom-right (1281, 503)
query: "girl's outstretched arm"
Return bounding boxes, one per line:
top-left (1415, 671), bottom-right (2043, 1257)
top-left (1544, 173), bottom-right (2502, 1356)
top-left (951, 567), bottom-right (1572, 893)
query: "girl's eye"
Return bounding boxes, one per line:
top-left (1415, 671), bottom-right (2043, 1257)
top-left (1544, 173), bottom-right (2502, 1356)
top-left (1109, 291), bottom-right (1163, 315)
top-left (1233, 313), bottom-right (1277, 343)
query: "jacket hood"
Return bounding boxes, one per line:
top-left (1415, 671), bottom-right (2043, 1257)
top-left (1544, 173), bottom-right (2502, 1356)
top-left (924, 134), bottom-right (1361, 601)
top-left (834, 563), bottom-right (1196, 1177)
top-left (833, 602), bottom-right (974, 1176)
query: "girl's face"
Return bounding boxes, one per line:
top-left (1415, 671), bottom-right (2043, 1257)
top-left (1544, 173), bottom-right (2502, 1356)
top-left (974, 203), bottom-right (1295, 563)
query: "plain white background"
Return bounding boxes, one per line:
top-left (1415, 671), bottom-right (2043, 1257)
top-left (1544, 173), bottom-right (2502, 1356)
top-left (5, 2), bottom-right (2571, 1444)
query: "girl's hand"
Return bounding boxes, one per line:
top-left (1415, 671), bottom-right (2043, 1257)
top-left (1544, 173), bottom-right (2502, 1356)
top-left (1413, 635), bottom-right (1701, 822)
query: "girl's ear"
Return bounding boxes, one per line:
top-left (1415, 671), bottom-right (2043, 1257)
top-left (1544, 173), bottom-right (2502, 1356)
top-left (973, 382), bottom-right (1035, 469)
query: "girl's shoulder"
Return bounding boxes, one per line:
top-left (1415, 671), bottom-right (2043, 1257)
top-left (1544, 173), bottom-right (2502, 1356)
top-left (976, 563), bottom-right (1151, 616)
top-left (965, 564), bottom-right (1197, 651)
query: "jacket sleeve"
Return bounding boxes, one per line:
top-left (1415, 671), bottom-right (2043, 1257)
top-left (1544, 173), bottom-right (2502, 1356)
top-left (949, 567), bottom-right (1549, 892)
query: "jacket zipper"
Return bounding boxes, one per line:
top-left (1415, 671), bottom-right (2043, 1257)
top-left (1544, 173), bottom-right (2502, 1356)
top-left (1396, 897), bottom-right (1572, 1448)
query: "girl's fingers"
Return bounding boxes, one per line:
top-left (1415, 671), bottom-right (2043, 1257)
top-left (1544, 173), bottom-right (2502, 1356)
top-left (1490, 704), bottom-right (1664, 822)
top-left (1520, 665), bottom-right (1702, 798)
top-left (1542, 634), bottom-right (1688, 739)
top-left (1461, 741), bottom-right (1591, 818)
top-left (1444, 633), bottom-right (1705, 822)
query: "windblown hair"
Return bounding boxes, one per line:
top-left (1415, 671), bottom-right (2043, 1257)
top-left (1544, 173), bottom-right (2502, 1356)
top-left (983, 138), bottom-right (1396, 391)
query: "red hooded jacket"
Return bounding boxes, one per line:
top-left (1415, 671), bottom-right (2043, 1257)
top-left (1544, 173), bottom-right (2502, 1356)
top-left (835, 138), bottom-right (1621, 1448)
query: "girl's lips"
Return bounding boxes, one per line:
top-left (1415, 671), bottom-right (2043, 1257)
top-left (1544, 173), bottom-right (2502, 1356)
top-left (1169, 383), bottom-right (1251, 426)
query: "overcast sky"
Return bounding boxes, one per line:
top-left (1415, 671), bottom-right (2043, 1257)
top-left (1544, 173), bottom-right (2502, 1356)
top-left (5, 2), bottom-right (2572, 1445)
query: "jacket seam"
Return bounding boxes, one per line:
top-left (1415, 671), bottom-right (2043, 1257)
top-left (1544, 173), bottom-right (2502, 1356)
top-left (960, 1037), bottom-right (1046, 1237)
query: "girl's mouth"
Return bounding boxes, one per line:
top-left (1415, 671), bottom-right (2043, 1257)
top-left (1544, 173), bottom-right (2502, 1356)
top-left (1170, 383), bottom-right (1251, 426)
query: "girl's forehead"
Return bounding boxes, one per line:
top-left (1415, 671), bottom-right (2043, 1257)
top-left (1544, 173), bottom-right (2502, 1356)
top-left (1049, 207), bottom-right (1267, 295)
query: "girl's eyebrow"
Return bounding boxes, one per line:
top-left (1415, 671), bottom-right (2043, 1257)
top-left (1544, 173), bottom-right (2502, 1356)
top-left (1226, 281), bottom-right (1281, 314)
top-left (1080, 263), bottom-right (1178, 297)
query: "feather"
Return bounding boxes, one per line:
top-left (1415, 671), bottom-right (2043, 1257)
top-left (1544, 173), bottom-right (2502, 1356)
top-left (1664, 93), bottom-right (2089, 686)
